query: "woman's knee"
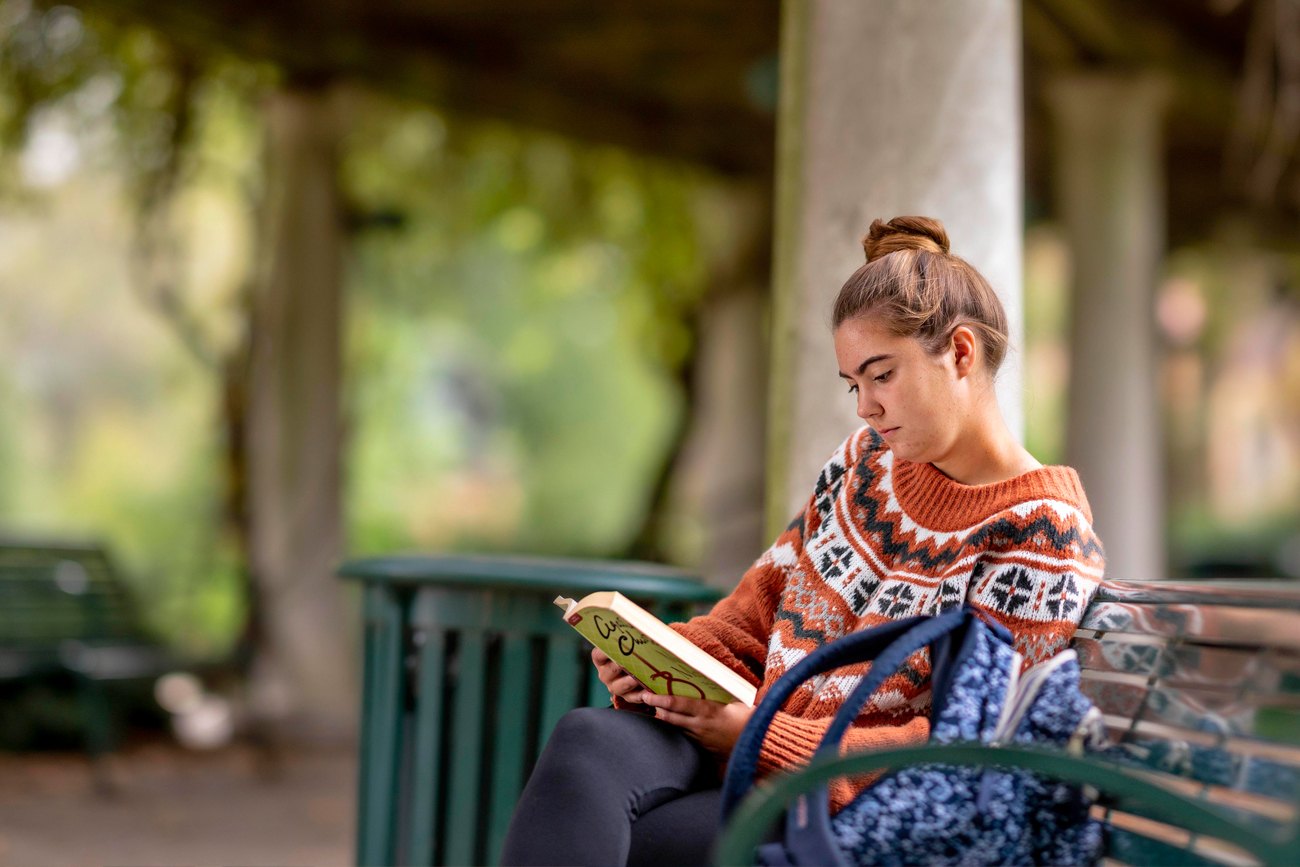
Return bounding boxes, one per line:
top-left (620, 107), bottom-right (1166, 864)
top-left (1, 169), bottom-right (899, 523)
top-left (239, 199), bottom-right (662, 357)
top-left (549, 706), bottom-right (610, 744)
top-left (537, 707), bottom-right (621, 770)
top-left (542, 706), bottom-right (669, 770)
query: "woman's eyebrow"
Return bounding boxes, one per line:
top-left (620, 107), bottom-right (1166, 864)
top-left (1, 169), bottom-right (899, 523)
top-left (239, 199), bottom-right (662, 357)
top-left (840, 354), bottom-right (893, 378)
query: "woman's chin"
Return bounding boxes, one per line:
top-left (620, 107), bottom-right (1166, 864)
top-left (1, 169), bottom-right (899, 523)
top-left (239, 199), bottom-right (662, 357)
top-left (887, 440), bottom-right (922, 462)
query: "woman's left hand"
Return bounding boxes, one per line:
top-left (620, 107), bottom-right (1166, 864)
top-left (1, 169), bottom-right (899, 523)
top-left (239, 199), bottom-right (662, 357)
top-left (639, 692), bottom-right (753, 759)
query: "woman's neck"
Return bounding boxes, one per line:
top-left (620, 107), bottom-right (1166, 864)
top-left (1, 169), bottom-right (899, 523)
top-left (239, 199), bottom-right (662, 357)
top-left (928, 401), bottom-right (1041, 486)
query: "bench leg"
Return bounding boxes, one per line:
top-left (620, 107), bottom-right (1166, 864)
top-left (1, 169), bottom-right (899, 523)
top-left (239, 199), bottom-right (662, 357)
top-left (74, 675), bottom-right (118, 796)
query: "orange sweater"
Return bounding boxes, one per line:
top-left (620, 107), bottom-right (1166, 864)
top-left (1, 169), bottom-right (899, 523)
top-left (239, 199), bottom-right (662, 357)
top-left (665, 426), bottom-right (1105, 809)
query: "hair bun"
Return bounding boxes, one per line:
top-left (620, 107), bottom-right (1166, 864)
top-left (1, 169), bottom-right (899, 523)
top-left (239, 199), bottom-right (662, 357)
top-left (861, 216), bottom-right (950, 262)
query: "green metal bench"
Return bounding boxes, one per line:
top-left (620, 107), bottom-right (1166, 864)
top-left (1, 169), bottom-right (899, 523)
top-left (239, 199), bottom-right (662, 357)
top-left (340, 553), bottom-right (721, 867)
top-left (0, 539), bottom-right (174, 757)
top-left (716, 579), bottom-right (1300, 867)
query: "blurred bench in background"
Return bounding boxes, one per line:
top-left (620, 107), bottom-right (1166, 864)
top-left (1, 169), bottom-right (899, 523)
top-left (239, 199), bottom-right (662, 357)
top-left (717, 579), bottom-right (1300, 867)
top-left (0, 540), bottom-right (175, 767)
top-left (340, 554), bottom-right (721, 867)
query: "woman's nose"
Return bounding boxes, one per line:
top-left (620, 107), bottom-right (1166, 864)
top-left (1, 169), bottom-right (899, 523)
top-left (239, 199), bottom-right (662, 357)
top-left (857, 393), bottom-right (874, 421)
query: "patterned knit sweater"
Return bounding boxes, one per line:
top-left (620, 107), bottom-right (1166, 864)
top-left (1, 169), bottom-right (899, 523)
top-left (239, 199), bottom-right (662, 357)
top-left (669, 425), bottom-right (1106, 809)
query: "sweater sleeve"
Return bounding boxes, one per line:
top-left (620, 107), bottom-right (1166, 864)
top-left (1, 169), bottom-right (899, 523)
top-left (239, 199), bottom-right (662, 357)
top-left (608, 491), bottom-right (814, 712)
top-left (623, 428), bottom-right (872, 697)
top-left (666, 494), bottom-right (817, 687)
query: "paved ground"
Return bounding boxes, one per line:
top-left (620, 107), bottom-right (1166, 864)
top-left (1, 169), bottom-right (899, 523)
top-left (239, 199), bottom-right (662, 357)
top-left (0, 737), bottom-right (355, 866)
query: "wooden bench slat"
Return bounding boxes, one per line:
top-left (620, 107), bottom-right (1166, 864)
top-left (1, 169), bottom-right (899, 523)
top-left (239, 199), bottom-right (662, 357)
top-left (1106, 728), bottom-right (1300, 802)
top-left (1081, 602), bottom-right (1300, 651)
top-left (1103, 714), bottom-right (1300, 766)
top-left (1104, 815), bottom-right (1259, 867)
top-left (1074, 637), bottom-right (1300, 695)
top-left (404, 626), bottom-right (445, 867)
top-left (1082, 677), bottom-right (1300, 729)
top-left (538, 634), bottom-right (580, 746)
top-left (356, 585), bottom-right (406, 867)
top-left (486, 632), bottom-right (534, 865)
top-left (1095, 580), bottom-right (1300, 611)
top-left (1109, 758), bottom-right (1299, 825)
top-left (444, 628), bottom-right (488, 867)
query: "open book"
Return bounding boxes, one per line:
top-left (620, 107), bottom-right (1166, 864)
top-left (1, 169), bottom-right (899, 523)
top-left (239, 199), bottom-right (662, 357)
top-left (554, 592), bottom-right (757, 707)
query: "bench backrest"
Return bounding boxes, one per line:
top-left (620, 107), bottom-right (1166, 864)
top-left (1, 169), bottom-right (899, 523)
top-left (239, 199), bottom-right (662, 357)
top-left (0, 542), bottom-right (145, 647)
top-left (1074, 580), bottom-right (1300, 866)
top-left (351, 575), bottom-right (713, 867)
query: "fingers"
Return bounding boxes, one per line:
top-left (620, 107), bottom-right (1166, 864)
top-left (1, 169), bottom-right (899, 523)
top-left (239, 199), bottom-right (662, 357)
top-left (593, 653), bottom-right (626, 685)
top-left (651, 707), bottom-right (697, 729)
top-left (592, 652), bottom-right (648, 703)
top-left (610, 675), bottom-right (646, 703)
top-left (594, 659), bottom-right (618, 686)
top-left (593, 653), bottom-right (626, 687)
top-left (640, 693), bottom-right (714, 717)
top-left (596, 661), bottom-right (637, 689)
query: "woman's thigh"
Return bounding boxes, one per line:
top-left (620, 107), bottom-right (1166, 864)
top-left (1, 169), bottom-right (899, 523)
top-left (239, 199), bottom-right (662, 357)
top-left (533, 706), bottom-right (716, 799)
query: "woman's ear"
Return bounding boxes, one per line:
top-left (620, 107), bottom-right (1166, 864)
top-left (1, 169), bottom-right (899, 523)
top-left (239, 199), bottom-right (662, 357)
top-left (950, 325), bottom-right (979, 378)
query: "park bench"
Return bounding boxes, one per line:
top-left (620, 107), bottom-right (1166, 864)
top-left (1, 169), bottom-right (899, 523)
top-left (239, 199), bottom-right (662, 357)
top-left (716, 578), bottom-right (1300, 867)
top-left (342, 554), bottom-right (722, 867)
top-left (0, 539), bottom-right (175, 759)
top-left (346, 561), bottom-right (1300, 866)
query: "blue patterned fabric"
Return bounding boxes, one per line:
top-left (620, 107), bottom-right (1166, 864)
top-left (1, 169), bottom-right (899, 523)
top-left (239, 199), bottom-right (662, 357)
top-left (826, 618), bottom-right (1107, 867)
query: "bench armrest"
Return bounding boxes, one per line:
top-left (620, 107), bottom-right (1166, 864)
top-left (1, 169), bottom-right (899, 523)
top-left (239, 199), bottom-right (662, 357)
top-left (713, 742), bottom-right (1297, 867)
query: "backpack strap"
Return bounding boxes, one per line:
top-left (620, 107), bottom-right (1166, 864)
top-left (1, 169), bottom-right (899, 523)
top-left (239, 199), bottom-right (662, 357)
top-left (822, 605), bottom-right (1013, 756)
top-left (721, 605), bottom-right (1011, 866)
top-left (718, 614), bottom-right (929, 822)
top-left (720, 605), bottom-right (1013, 821)
top-left (810, 607), bottom-right (983, 757)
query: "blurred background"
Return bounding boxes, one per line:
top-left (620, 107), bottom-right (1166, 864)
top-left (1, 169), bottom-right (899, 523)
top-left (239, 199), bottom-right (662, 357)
top-left (0, 0), bottom-right (1298, 864)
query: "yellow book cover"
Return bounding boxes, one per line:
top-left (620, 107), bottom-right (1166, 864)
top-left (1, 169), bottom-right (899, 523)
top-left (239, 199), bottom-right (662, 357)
top-left (555, 591), bottom-right (756, 707)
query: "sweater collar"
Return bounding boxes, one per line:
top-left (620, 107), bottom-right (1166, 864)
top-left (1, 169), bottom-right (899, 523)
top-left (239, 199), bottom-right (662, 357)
top-left (888, 451), bottom-right (1092, 532)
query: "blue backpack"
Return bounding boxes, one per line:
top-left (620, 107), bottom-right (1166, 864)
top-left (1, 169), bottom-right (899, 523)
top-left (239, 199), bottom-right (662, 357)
top-left (720, 605), bottom-right (1109, 867)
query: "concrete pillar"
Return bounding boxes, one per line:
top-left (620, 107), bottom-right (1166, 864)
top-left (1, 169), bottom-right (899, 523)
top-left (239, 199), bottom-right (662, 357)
top-left (245, 86), bottom-right (356, 740)
top-left (767, 0), bottom-right (1024, 537)
top-left (1046, 73), bottom-right (1170, 583)
top-left (664, 183), bottom-right (771, 591)
top-left (668, 287), bottom-right (770, 590)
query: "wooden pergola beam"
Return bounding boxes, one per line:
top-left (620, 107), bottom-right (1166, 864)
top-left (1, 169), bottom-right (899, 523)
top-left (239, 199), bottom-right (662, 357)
top-left (80, 0), bottom-right (781, 175)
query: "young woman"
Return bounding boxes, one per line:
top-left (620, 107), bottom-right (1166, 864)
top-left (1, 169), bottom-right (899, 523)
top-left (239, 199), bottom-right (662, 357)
top-left (500, 216), bottom-right (1106, 867)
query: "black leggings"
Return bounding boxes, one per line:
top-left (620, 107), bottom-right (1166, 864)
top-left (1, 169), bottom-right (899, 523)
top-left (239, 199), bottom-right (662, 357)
top-left (499, 706), bottom-right (722, 867)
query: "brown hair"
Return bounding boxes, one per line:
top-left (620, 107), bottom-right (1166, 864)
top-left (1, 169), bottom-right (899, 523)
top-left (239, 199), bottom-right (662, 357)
top-left (832, 216), bottom-right (1009, 373)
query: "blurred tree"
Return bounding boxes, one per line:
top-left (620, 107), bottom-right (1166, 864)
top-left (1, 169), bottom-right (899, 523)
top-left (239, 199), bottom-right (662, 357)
top-left (341, 95), bottom-right (718, 559)
top-left (0, 2), bottom-right (729, 682)
top-left (0, 2), bottom-right (265, 658)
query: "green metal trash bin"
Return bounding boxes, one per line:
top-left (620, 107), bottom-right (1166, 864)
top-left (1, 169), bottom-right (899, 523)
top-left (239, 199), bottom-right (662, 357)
top-left (340, 554), bottom-right (721, 867)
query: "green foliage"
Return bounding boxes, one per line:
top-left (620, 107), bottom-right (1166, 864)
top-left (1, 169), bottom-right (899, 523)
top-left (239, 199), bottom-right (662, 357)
top-left (0, 4), bottom-right (259, 654)
top-left (342, 99), bottom-right (713, 556)
top-left (0, 5), bottom-right (718, 660)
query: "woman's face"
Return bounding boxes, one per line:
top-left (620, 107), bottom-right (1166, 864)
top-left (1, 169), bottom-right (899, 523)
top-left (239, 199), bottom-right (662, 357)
top-left (833, 315), bottom-right (974, 464)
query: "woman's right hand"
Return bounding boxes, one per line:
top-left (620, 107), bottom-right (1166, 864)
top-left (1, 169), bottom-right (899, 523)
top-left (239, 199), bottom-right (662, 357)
top-left (592, 647), bottom-right (647, 703)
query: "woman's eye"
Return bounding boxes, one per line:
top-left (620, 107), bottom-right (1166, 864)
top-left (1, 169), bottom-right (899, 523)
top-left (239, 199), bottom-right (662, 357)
top-left (874, 371), bottom-right (891, 384)
top-left (847, 383), bottom-right (859, 395)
